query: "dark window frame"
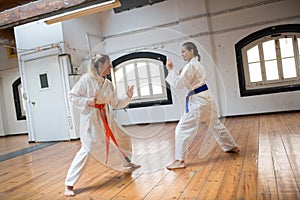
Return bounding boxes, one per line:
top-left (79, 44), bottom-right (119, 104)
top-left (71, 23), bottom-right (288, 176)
top-left (235, 24), bottom-right (300, 97)
top-left (12, 77), bottom-right (26, 120)
top-left (111, 52), bottom-right (173, 108)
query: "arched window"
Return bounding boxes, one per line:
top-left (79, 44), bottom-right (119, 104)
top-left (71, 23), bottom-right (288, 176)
top-left (12, 77), bottom-right (26, 120)
top-left (235, 24), bottom-right (300, 96)
top-left (111, 52), bottom-right (172, 108)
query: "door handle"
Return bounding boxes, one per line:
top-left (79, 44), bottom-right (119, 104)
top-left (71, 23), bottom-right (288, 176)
top-left (31, 101), bottom-right (36, 105)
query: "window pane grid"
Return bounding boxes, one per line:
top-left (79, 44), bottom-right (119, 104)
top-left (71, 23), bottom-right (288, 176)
top-left (146, 61), bottom-right (153, 97)
top-left (294, 37), bottom-right (300, 78)
top-left (113, 58), bottom-right (167, 104)
top-left (265, 60), bottom-right (279, 80)
top-left (248, 62), bottom-right (262, 82)
top-left (236, 25), bottom-right (300, 96)
top-left (282, 57), bottom-right (297, 79)
top-left (244, 34), bottom-right (300, 89)
top-left (258, 43), bottom-right (267, 82)
top-left (280, 37), bottom-right (294, 58)
top-left (263, 40), bottom-right (276, 60)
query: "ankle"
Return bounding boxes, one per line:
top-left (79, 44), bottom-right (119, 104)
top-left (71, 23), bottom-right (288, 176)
top-left (66, 185), bottom-right (73, 190)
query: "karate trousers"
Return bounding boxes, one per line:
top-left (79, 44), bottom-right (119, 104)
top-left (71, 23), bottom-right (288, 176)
top-left (175, 92), bottom-right (238, 160)
top-left (65, 145), bottom-right (90, 186)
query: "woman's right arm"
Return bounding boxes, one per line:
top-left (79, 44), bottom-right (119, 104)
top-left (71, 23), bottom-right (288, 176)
top-left (69, 76), bottom-right (94, 113)
top-left (165, 62), bottom-right (194, 90)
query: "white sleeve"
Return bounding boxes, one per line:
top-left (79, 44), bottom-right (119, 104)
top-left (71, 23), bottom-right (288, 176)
top-left (165, 64), bottom-right (191, 89)
top-left (69, 76), bottom-right (91, 114)
top-left (109, 91), bottom-right (131, 109)
top-left (107, 82), bottom-right (131, 109)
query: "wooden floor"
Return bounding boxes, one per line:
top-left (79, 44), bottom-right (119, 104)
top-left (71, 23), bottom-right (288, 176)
top-left (0, 112), bottom-right (300, 200)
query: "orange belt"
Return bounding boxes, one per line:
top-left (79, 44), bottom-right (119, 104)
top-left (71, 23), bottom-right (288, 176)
top-left (94, 103), bottom-right (131, 164)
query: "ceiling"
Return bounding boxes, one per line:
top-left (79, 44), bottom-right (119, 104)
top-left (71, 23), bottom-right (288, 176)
top-left (0, 0), bottom-right (37, 46)
top-left (0, 0), bottom-right (36, 12)
top-left (0, 0), bottom-right (115, 46)
top-left (0, 0), bottom-right (165, 47)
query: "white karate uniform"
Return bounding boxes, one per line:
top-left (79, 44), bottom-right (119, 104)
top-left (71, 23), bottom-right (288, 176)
top-left (166, 57), bottom-right (238, 160)
top-left (65, 74), bottom-right (132, 186)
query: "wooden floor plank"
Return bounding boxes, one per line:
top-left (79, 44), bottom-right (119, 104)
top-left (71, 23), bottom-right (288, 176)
top-left (257, 115), bottom-right (279, 200)
top-left (268, 114), bottom-right (300, 200)
top-left (142, 128), bottom-right (208, 200)
top-left (112, 124), bottom-right (176, 200)
top-left (200, 116), bottom-right (245, 200)
top-left (0, 112), bottom-right (299, 200)
top-left (177, 118), bottom-right (233, 200)
top-left (158, 126), bottom-right (210, 200)
top-left (0, 135), bottom-right (36, 156)
top-left (236, 116), bottom-right (259, 200)
top-left (280, 113), bottom-right (300, 192)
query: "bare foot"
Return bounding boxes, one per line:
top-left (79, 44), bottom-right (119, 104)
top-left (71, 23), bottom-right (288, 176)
top-left (65, 186), bottom-right (75, 197)
top-left (226, 147), bottom-right (240, 153)
top-left (166, 160), bottom-right (186, 170)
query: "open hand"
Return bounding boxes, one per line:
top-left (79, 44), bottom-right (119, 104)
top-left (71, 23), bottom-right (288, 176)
top-left (127, 85), bottom-right (134, 98)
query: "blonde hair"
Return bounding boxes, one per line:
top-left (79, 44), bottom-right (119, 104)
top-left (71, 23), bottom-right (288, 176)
top-left (88, 54), bottom-right (110, 80)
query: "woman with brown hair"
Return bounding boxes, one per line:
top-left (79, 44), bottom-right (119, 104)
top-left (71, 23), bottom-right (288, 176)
top-left (165, 42), bottom-right (239, 170)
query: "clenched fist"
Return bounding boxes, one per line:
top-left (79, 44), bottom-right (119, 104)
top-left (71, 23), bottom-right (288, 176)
top-left (166, 59), bottom-right (173, 70)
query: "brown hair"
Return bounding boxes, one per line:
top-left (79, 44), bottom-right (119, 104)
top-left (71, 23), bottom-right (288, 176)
top-left (182, 42), bottom-right (201, 62)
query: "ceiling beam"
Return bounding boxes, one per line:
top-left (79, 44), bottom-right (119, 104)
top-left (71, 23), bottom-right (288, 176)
top-left (45, 0), bottom-right (120, 25)
top-left (0, 0), bottom-right (114, 30)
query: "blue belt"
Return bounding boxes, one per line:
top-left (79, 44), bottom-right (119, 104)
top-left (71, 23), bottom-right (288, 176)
top-left (186, 84), bottom-right (208, 113)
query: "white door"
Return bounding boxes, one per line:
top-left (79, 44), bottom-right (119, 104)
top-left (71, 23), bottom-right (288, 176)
top-left (23, 53), bottom-right (69, 141)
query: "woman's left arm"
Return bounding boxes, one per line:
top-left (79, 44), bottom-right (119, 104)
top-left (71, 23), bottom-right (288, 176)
top-left (109, 83), bottom-right (131, 109)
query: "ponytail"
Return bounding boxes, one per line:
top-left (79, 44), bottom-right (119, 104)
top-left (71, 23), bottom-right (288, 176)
top-left (197, 53), bottom-right (201, 62)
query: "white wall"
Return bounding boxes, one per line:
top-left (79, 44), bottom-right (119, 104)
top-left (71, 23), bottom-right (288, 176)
top-left (0, 68), bottom-right (27, 135)
top-left (62, 12), bottom-right (104, 74)
top-left (15, 21), bottom-right (65, 51)
top-left (98, 0), bottom-right (300, 123)
top-left (98, 0), bottom-right (208, 124)
top-left (207, 0), bottom-right (300, 116)
top-left (0, 43), bottom-right (28, 135)
top-left (0, 46), bottom-right (18, 71)
top-left (0, 76), bottom-right (5, 136)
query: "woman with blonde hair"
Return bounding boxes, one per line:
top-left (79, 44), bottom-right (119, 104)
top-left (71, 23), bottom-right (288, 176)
top-left (65, 54), bottom-right (140, 196)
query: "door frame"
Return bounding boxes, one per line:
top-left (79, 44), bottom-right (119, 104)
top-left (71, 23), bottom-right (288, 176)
top-left (19, 45), bottom-right (74, 142)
